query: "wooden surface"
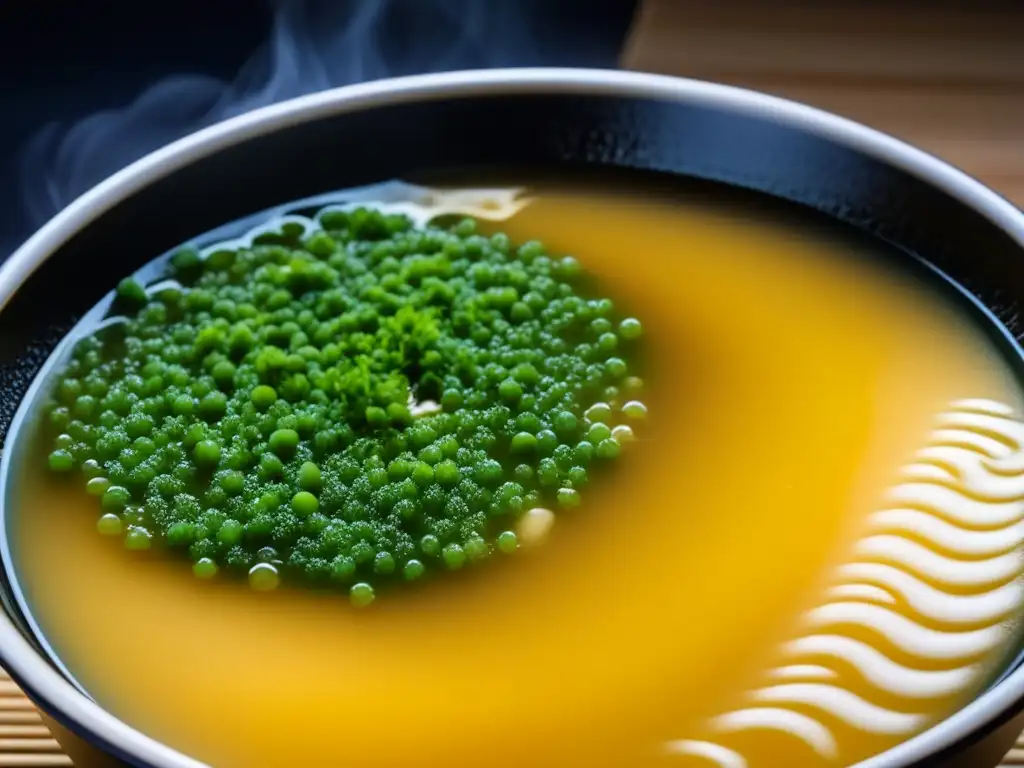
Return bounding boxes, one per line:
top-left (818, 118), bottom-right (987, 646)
top-left (622, 0), bottom-right (1024, 206)
top-left (623, 2), bottom-right (1024, 765)
top-left (0, 670), bottom-right (67, 766)
top-left (1, 4), bottom-right (1023, 767)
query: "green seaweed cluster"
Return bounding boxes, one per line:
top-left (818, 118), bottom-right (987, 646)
top-left (45, 206), bottom-right (646, 606)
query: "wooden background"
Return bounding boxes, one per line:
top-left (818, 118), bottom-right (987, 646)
top-left (622, 0), bottom-right (1024, 206)
top-left (1, 2), bottom-right (1022, 766)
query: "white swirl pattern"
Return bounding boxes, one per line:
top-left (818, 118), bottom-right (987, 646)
top-left (667, 399), bottom-right (1024, 765)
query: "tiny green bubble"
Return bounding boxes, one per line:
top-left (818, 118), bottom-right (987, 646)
top-left (350, 582), bottom-right (376, 608)
top-left (125, 526), bottom-right (153, 550)
top-left (442, 543), bottom-right (466, 570)
top-left (86, 476), bottom-right (111, 496)
top-left (403, 559), bottom-right (425, 580)
top-left (557, 487), bottom-right (582, 508)
top-left (497, 530), bottom-right (518, 554)
top-left (621, 400), bottom-right (648, 420)
top-left (48, 449), bottom-right (74, 473)
top-left (291, 491), bottom-right (319, 518)
top-left (96, 513), bottom-right (123, 536)
top-left (193, 558), bottom-right (218, 579)
top-left (249, 562), bottom-right (281, 591)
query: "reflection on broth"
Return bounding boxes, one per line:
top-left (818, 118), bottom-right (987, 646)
top-left (8, 182), bottom-right (1024, 768)
top-left (670, 398), bottom-right (1024, 765)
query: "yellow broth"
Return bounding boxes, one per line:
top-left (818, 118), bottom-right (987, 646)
top-left (10, 185), bottom-right (1024, 767)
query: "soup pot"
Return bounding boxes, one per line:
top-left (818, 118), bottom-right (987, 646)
top-left (1, 68), bottom-right (1024, 768)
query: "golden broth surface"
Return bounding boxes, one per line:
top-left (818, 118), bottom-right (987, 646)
top-left (12, 187), bottom-right (1024, 767)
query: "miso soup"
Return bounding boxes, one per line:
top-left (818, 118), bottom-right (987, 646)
top-left (7, 180), bottom-right (1024, 768)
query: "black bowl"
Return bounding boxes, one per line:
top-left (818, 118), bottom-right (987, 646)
top-left (1, 68), bottom-right (1023, 767)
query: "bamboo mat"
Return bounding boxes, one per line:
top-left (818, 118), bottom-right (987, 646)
top-left (623, 2), bottom-right (1024, 765)
top-left (0, 669), bottom-right (68, 766)
top-left (0, 3), bottom-right (1022, 767)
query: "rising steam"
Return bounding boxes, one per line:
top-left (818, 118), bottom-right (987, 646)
top-left (17, 0), bottom-right (546, 231)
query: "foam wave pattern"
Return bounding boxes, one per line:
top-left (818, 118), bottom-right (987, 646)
top-left (667, 399), bottom-right (1024, 766)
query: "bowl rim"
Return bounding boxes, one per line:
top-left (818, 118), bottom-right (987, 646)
top-left (3, 66), bottom-right (1024, 768)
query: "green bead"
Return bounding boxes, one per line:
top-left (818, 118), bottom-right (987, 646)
top-left (249, 563), bottom-right (280, 591)
top-left (101, 485), bottom-right (131, 512)
top-left (251, 385), bottom-right (278, 410)
top-left (604, 357), bottom-right (627, 380)
top-left (619, 317), bottom-right (642, 339)
top-left (116, 277), bottom-right (148, 306)
top-left (125, 414), bottom-right (154, 438)
top-left (86, 476), bottom-right (111, 496)
top-left (96, 513), bottom-right (123, 536)
top-left (49, 406), bottom-right (72, 430)
top-left (211, 360), bottom-right (236, 388)
top-left (513, 463), bottom-right (534, 485)
top-left (464, 537), bottom-right (489, 562)
top-left (73, 395), bottom-right (97, 419)
top-left (573, 440), bottom-right (595, 465)
top-left (584, 402), bottom-right (613, 423)
top-left (510, 432), bottom-right (537, 453)
top-left (198, 391), bottom-right (227, 420)
top-left (217, 519), bottom-right (244, 546)
top-left (297, 461), bottom-right (322, 490)
top-left (553, 411), bottom-right (578, 435)
top-left (125, 526), bottom-right (153, 550)
top-left (193, 558), bottom-right (218, 579)
top-left (587, 422), bottom-right (612, 444)
top-left (291, 491), bottom-right (319, 518)
top-left (48, 449), bottom-right (74, 473)
top-left (596, 438), bottom-right (621, 460)
top-left (220, 470), bottom-right (245, 495)
top-left (374, 551), bottom-right (396, 575)
top-left (268, 428), bottom-right (299, 456)
top-left (171, 394), bottom-right (194, 417)
top-left (622, 375), bottom-right (644, 394)
top-left (474, 459), bottom-right (503, 486)
top-left (365, 406), bottom-right (388, 427)
top-left (170, 247), bottom-right (201, 274)
top-left (567, 466), bottom-right (589, 487)
top-left (403, 559), bottom-right (426, 580)
top-left (350, 582), bottom-right (376, 608)
top-left (557, 255), bottom-right (582, 280)
top-left (166, 522), bottom-right (195, 546)
top-left (420, 534), bottom-right (441, 557)
top-left (435, 460), bottom-right (460, 486)
top-left (611, 424), bottom-right (635, 443)
top-left (499, 378), bottom-right (523, 401)
top-left (441, 388), bottom-right (463, 411)
top-left (411, 461), bottom-right (434, 486)
top-left (259, 452), bottom-right (283, 478)
top-left (537, 458), bottom-right (560, 488)
top-left (510, 302), bottom-right (533, 323)
top-left (497, 530), bottom-right (518, 554)
top-left (193, 440), bottom-right (222, 467)
top-left (621, 400), bottom-right (648, 420)
top-left (442, 543), bottom-right (466, 570)
top-left (536, 429), bottom-right (558, 455)
top-left (557, 487), bottom-right (581, 508)
top-left (596, 332), bottom-right (618, 354)
top-left (367, 467), bottom-right (388, 489)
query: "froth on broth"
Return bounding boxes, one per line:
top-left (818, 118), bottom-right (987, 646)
top-left (10, 182), bottom-right (1024, 768)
